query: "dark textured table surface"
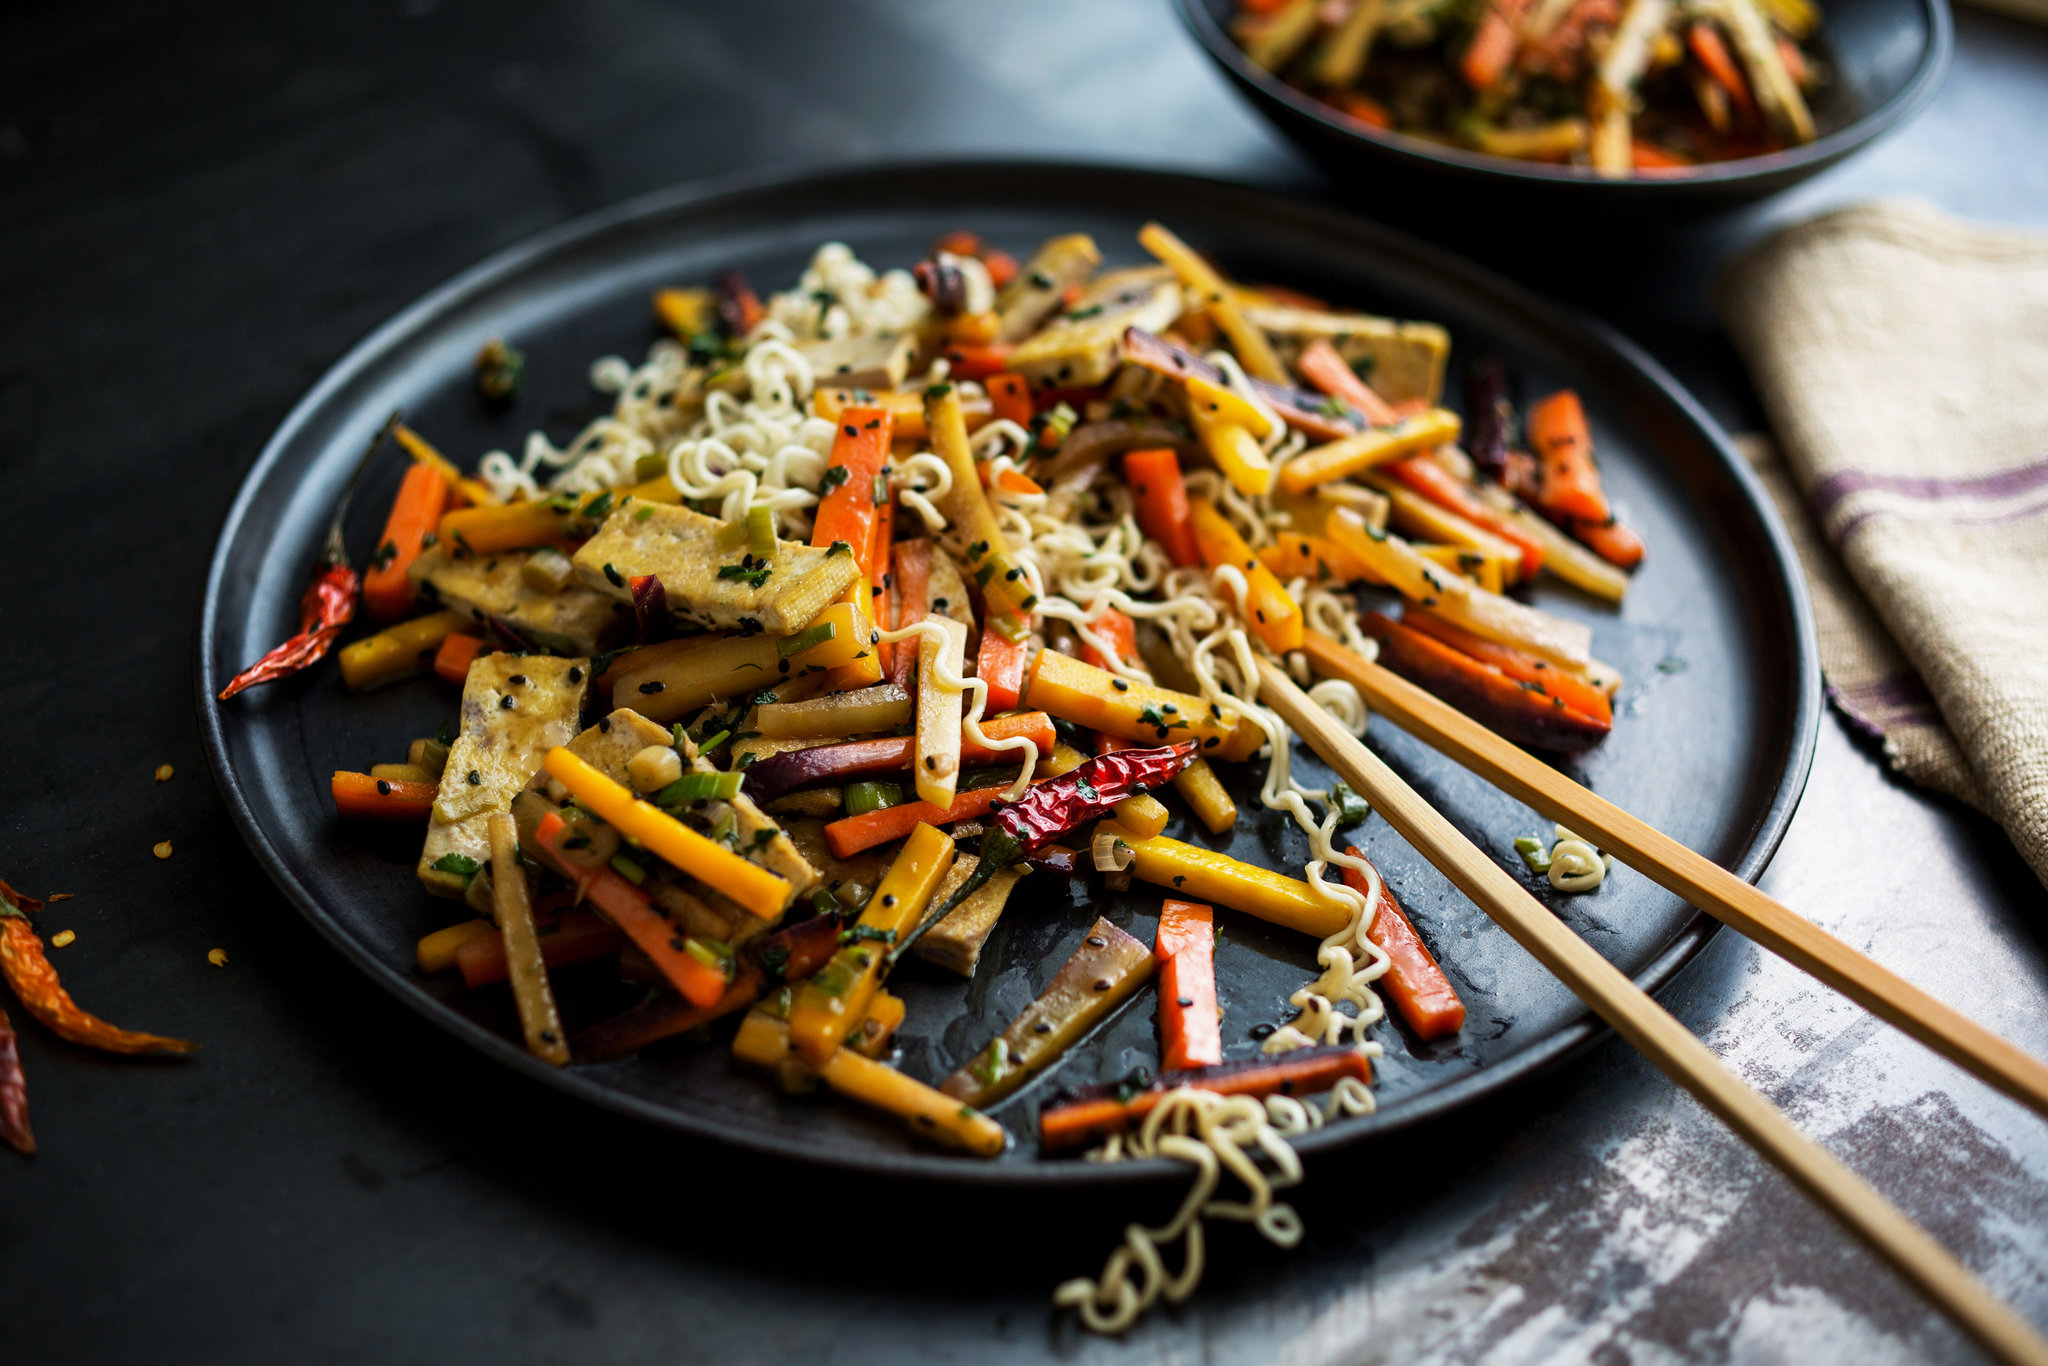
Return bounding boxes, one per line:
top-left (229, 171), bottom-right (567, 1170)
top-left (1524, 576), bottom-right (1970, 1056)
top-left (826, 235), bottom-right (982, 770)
top-left (4, 4), bottom-right (2047, 1363)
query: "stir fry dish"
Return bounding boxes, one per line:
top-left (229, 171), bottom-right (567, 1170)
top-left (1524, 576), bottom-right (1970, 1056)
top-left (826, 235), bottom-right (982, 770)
top-left (1230, 0), bottom-right (1824, 175)
top-left (227, 224), bottom-right (1645, 1329)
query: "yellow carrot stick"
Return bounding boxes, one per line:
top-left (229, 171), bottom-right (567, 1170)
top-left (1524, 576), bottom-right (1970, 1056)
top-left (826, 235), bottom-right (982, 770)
top-left (540, 747), bottom-right (793, 920)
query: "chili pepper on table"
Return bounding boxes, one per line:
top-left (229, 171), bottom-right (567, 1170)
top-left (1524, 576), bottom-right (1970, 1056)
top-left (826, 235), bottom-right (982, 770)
top-left (0, 879), bottom-right (197, 1056)
top-left (0, 999), bottom-right (29, 1155)
top-left (891, 741), bottom-right (1196, 963)
top-left (218, 412), bottom-right (399, 700)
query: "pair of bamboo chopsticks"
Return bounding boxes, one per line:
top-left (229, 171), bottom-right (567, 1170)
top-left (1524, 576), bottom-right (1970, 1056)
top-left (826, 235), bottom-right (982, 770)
top-left (1254, 638), bottom-right (2048, 1366)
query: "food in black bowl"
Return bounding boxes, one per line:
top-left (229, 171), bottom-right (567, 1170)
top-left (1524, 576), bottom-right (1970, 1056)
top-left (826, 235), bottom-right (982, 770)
top-left (1177, 0), bottom-right (1950, 203)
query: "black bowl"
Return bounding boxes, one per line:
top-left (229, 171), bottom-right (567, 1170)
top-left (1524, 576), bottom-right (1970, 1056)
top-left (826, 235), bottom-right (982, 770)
top-left (1176, 0), bottom-right (1951, 208)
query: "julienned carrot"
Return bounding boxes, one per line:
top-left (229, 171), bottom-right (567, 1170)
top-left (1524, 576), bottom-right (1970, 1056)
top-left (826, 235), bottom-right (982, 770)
top-left (1340, 853), bottom-right (1465, 1042)
top-left (1360, 612), bottom-right (1610, 751)
top-left (1382, 454), bottom-right (1547, 578)
top-left (889, 538), bottom-right (931, 692)
top-left (1155, 900), bottom-right (1221, 1070)
top-left (1631, 141), bottom-right (1695, 171)
top-left (1687, 21), bottom-right (1756, 115)
top-left (1461, 0), bottom-right (1535, 91)
top-left (364, 463), bottom-right (451, 622)
top-left (813, 406), bottom-right (894, 559)
top-left (1038, 1047), bottom-right (1371, 1152)
top-left (331, 770), bottom-right (437, 820)
top-left (1336, 92), bottom-right (1393, 129)
top-left (1526, 390), bottom-right (1610, 523)
top-left (986, 372), bottom-right (1033, 428)
top-left (1571, 516), bottom-right (1646, 570)
top-left (1123, 448), bottom-right (1203, 568)
top-left (943, 343), bottom-right (1013, 380)
top-left (1401, 606), bottom-right (1613, 724)
top-left (1079, 606), bottom-right (1139, 671)
top-left (433, 632), bottom-right (486, 686)
top-left (1295, 337), bottom-right (1397, 426)
top-left (534, 811), bottom-right (730, 1007)
top-left (823, 784), bottom-right (1011, 859)
top-left (975, 626), bottom-right (1031, 713)
top-left (455, 908), bottom-right (623, 989)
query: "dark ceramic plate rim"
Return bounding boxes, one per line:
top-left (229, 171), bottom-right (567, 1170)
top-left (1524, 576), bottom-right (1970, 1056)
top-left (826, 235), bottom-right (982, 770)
top-left (1174, 0), bottom-right (1953, 189)
top-left (197, 158), bottom-right (1819, 1186)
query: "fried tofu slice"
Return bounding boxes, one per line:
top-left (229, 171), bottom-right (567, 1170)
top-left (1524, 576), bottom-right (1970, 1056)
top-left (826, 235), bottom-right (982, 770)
top-left (419, 653), bottom-right (589, 897)
top-left (409, 546), bottom-right (628, 656)
top-left (573, 503), bottom-right (858, 636)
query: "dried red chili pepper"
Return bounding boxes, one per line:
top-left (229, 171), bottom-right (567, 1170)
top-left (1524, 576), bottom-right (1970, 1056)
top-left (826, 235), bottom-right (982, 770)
top-left (0, 1001), bottom-right (30, 1156)
top-left (218, 413), bottom-right (400, 700)
top-left (0, 879), bottom-right (197, 1057)
top-left (892, 742), bottom-right (1196, 962)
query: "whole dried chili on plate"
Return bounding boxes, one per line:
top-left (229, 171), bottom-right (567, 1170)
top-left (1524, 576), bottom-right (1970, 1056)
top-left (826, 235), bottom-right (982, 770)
top-left (891, 742), bottom-right (1196, 962)
top-left (218, 412), bottom-right (400, 700)
top-left (0, 996), bottom-right (29, 1156)
top-left (0, 879), bottom-right (197, 1056)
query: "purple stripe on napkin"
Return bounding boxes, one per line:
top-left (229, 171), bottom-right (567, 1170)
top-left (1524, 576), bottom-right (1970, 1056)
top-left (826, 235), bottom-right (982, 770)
top-left (1811, 454), bottom-right (2048, 519)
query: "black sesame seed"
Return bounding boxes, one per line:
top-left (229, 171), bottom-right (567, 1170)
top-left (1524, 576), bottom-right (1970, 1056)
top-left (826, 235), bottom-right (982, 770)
top-left (597, 717), bottom-right (611, 733)
top-left (376, 779), bottom-right (391, 796)
top-left (467, 770), bottom-right (481, 785)
top-left (1250, 1022), bottom-right (1276, 1040)
top-left (1032, 1020), bottom-right (1052, 1034)
top-left (1177, 997), bottom-right (1194, 1009)
top-left (509, 674), bottom-right (528, 686)
top-left (639, 681), bottom-right (664, 694)
top-left (500, 695), bottom-right (516, 709)
top-left (1085, 935), bottom-right (1106, 948)
top-left (1112, 679), bottom-right (1129, 692)
top-left (1092, 978), bottom-right (1112, 992)
top-left (568, 667), bottom-right (584, 683)
top-left (883, 894), bottom-right (897, 908)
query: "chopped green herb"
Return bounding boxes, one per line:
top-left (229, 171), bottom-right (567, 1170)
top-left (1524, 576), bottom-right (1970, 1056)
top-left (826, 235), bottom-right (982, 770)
top-left (1515, 835), bottom-right (1553, 875)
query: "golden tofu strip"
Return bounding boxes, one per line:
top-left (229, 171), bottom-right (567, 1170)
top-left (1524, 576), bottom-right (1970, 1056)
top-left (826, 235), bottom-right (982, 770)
top-left (913, 616), bottom-right (969, 808)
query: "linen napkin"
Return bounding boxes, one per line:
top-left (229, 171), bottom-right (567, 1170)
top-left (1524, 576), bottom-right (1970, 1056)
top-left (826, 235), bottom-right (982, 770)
top-left (1721, 201), bottom-right (2048, 889)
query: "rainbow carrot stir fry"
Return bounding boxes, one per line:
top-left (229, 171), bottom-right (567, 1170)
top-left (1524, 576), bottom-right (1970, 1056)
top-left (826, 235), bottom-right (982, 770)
top-left (1230, 0), bottom-right (1825, 177)
top-left (308, 224), bottom-right (1648, 1330)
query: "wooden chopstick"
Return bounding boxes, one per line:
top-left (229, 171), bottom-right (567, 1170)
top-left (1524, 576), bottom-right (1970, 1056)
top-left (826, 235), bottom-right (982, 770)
top-left (1253, 656), bottom-right (2048, 1366)
top-left (1297, 629), bottom-right (2048, 1123)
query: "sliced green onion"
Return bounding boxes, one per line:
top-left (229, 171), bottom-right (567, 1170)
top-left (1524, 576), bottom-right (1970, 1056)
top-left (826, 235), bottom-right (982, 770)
top-left (694, 728), bottom-right (731, 754)
top-left (1514, 836), bottom-right (1553, 875)
top-left (987, 612), bottom-right (1030, 644)
top-left (843, 781), bottom-right (902, 817)
top-left (777, 620), bottom-right (837, 659)
top-left (715, 517), bottom-right (749, 550)
top-left (956, 767), bottom-right (1023, 792)
top-left (746, 504), bottom-right (776, 559)
top-left (810, 887), bottom-right (845, 920)
top-left (708, 809), bottom-right (738, 846)
top-left (1329, 781), bottom-right (1371, 827)
top-left (658, 770), bottom-right (745, 805)
top-left (609, 853), bottom-right (648, 885)
top-left (872, 472), bottom-right (890, 507)
top-left (634, 452), bottom-right (669, 482)
top-left (684, 936), bottom-right (734, 971)
top-left (1042, 402), bottom-right (1078, 444)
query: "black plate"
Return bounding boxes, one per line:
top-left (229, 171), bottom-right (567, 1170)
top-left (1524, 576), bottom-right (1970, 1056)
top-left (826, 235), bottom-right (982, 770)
top-left (1176, 0), bottom-right (1951, 208)
top-left (198, 160), bottom-right (1818, 1185)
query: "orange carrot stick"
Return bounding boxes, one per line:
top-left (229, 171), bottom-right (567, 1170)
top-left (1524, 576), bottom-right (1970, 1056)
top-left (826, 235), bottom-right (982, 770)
top-left (1155, 900), bottom-right (1221, 1070)
top-left (1296, 337), bottom-right (1398, 426)
top-left (1340, 853), bottom-right (1465, 1041)
top-left (1039, 1047), bottom-right (1371, 1152)
top-left (986, 372), bottom-right (1033, 428)
top-left (1382, 453), bottom-right (1547, 578)
top-left (1571, 516), bottom-right (1646, 570)
top-left (975, 627), bottom-right (1031, 714)
top-left (1079, 606), bottom-right (1139, 671)
top-left (433, 632), bottom-right (486, 687)
top-left (1526, 390), bottom-right (1610, 523)
top-left (812, 406), bottom-right (894, 558)
top-left (823, 784), bottom-right (1011, 859)
top-left (1401, 606), bottom-right (1613, 724)
top-left (534, 811), bottom-right (730, 1007)
top-left (889, 538), bottom-right (931, 692)
top-left (1461, 0), bottom-right (1535, 92)
top-left (331, 771), bottom-right (436, 820)
top-left (364, 463), bottom-right (451, 622)
top-left (1123, 447), bottom-right (1204, 568)
top-left (455, 909), bottom-right (623, 989)
top-left (1688, 21), bottom-right (1756, 116)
